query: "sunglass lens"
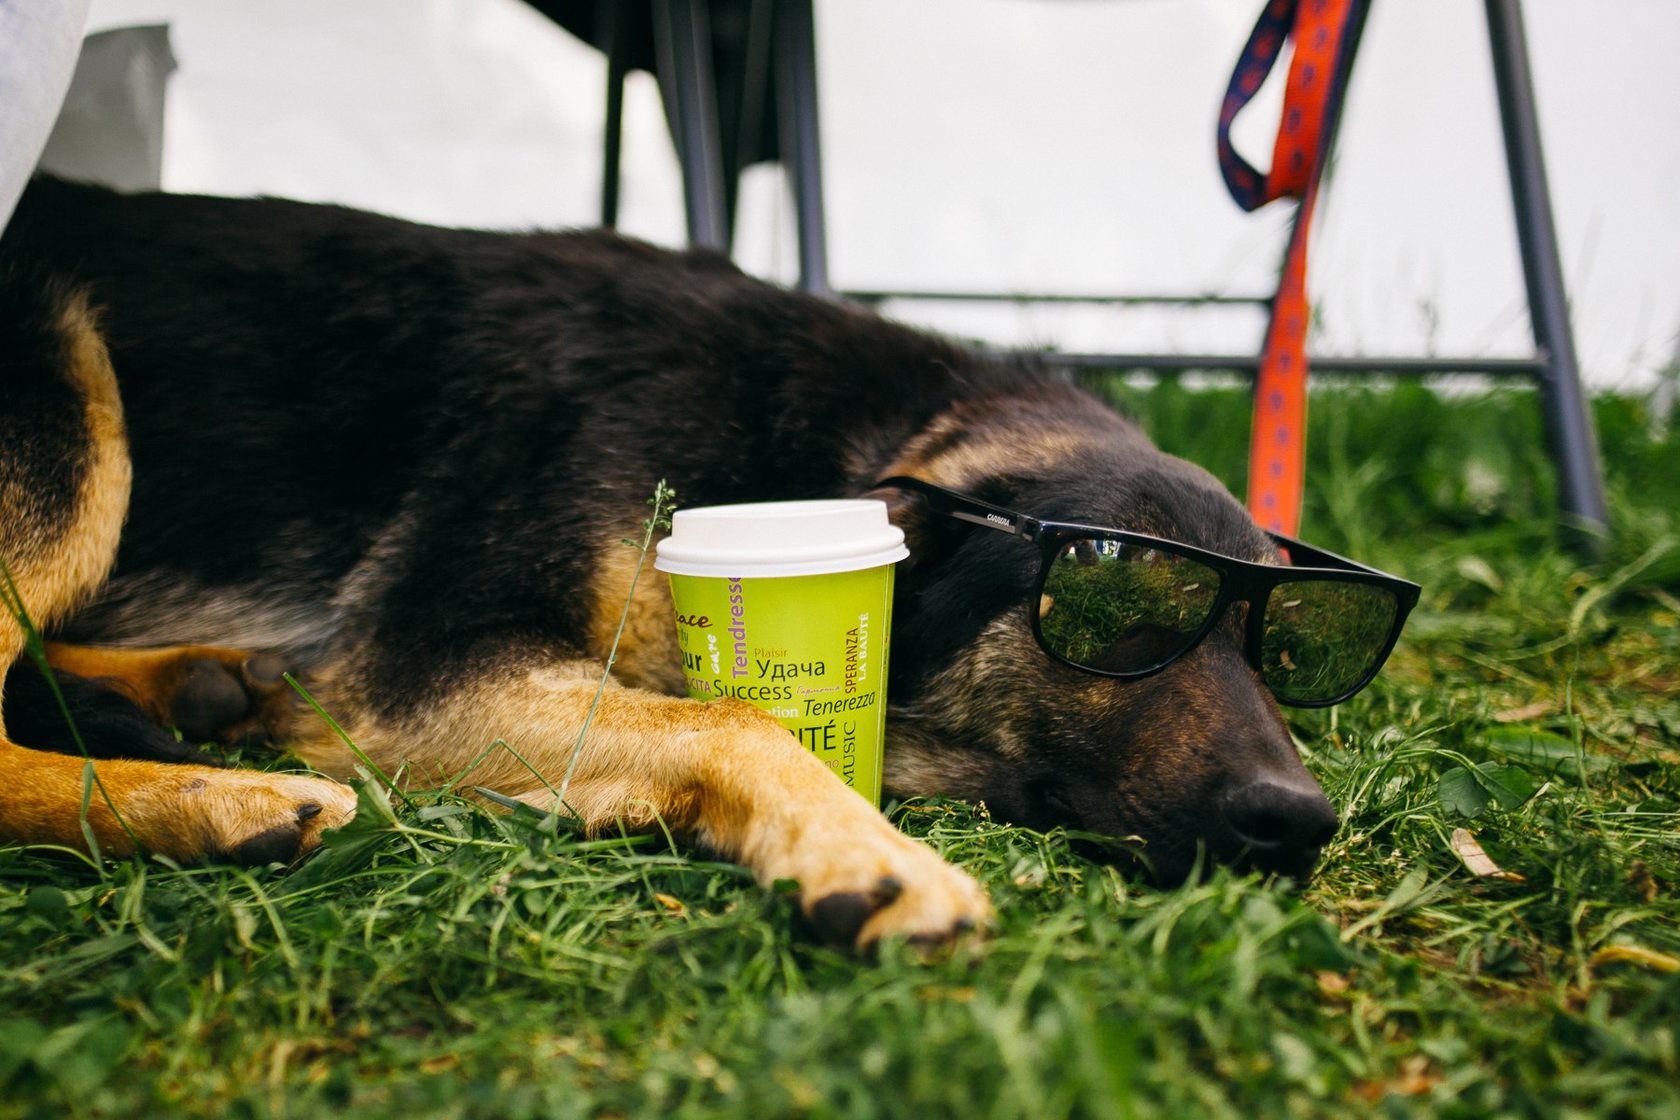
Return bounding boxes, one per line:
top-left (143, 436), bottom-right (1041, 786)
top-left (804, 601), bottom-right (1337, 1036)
top-left (1039, 539), bottom-right (1222, 674)
top-left (1260, 580), bottom-right (1399, 703)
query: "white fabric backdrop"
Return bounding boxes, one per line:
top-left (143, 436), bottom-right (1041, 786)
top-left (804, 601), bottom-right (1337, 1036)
top-left (80, 0), bottom-right (1680, 391)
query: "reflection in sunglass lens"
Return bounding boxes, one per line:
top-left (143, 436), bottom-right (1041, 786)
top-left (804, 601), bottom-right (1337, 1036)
top-left (1039, 538), bottom-right (1222, 673)
top-left (1261, 580), bottom-right (1399, 703)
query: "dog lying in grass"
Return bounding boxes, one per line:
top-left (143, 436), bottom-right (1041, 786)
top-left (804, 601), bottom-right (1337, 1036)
top-left (0, 178), bottom-right (1415, 947)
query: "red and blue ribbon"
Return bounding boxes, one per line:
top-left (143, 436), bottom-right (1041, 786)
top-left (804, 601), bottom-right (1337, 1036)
top-left (1218, 0), bottom-right (1356, 537)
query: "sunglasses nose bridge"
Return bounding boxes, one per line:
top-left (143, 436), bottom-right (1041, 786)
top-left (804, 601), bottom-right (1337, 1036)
top-left (1224, 573), bottom-right (1278, 674)
top-left (1173, 574), bottom-right (1254, 670)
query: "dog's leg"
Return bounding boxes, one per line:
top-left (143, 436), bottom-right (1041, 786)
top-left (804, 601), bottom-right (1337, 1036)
top-left (282, 659), bottom-right (991, 947)
top-left (0, 283), bottom-right (355, 863)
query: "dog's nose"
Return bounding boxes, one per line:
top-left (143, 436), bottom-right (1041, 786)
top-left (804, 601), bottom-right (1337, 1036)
top-left (1219, 779), bottom-right (1339, 865)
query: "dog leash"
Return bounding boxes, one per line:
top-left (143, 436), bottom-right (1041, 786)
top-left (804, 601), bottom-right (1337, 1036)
top-left (1218, 0), bottom-right (1358, 537)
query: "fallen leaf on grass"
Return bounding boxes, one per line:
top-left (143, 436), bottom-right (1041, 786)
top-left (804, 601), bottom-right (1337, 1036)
top-left (1454, 556), bottom-right (1504, 594)
top-left (1394, 1056), bottom-right (1442, 1096)
top-left (1450, 828), bottom-right (1526, 882)
top-left (917, 985), bottom-right (977, 1003)
top-left (1626, 860), bottom-right (1659, 903)
top-left (1355, 1056), bottom-right (1442, 1101)
top-left (1492, 700), bottom-right (1552, 723)
top-left (1315, 971), bottom-right (1351, 996)
top-left (1589, 945), bottom-right (1680, 974)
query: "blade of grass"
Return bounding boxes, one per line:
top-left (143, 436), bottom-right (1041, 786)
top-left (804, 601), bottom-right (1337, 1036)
top-left (557, 480), bottom-right (676, 808)
top-left (0, 553), bottom-right (138, 862)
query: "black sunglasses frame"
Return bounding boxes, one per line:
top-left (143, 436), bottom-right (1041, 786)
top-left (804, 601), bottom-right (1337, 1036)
top-left (877, 475), bottom-right (1422, 708)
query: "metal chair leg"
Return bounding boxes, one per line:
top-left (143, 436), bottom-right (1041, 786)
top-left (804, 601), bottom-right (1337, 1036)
top-left (773, 0), bottom-right (831, 295)
top-left (652, 0), bottom-right (730, 250)
top-left (598, 0), bottom-right (627, 228)
top-left (1485, 0), bottom-right (1610, 547)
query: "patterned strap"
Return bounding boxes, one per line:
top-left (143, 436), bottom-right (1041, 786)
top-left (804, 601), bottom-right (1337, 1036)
top-left (1217, 0), bottom-right (1356, 536)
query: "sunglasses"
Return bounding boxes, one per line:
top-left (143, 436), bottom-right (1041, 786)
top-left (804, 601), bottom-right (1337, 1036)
top-left (878, 476), bottom-right (1420, 708)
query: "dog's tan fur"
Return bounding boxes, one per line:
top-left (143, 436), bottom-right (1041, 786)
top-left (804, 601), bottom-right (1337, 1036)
top-left (2, 296), bottom-right (129, 624)
top-left (582, 532), bottom-right (684, 694)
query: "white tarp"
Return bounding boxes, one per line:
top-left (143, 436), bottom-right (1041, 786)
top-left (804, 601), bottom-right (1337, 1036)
top-left (77, 0), bottom-right (1680, 391)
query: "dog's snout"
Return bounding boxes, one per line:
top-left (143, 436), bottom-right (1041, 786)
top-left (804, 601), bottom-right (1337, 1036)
top-left (1220, 779), bottom-right (1339, 863)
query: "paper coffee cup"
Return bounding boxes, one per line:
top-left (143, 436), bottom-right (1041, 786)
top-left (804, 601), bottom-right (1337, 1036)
top-left (654, 500), bottom-right (908, 805)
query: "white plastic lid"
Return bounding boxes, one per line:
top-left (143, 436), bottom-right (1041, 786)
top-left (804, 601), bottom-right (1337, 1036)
top-left (654, 499), bottom-right (908, 578)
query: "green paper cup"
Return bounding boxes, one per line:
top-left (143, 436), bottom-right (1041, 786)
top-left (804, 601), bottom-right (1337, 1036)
top-left (654, 500), bottom-right (908, 806)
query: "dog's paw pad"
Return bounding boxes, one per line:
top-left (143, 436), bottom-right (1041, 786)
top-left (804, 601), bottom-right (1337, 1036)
top-left (905, 915), bottom-right (980, 952)
top-left (169, 660), bottom-right (254, 741)
top-left (165, 652), bottom-right (303, 746)
top-left (782, 833), bottom-right (990, 952)
top-left (204, 780), bottom-right (355, 866)
top-left (855, 855), bottom-right (992, 951)
top-left (807, 876), bottom-right (904, 945)
top-left (242, 654), bottom-right (292, 687)
top-left (222, 821), bottom-right (304, 866)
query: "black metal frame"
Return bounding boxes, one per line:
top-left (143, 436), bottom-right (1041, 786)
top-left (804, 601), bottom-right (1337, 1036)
top-left (591, 0), bottom-right (1609, 545)
top-left (596, 0), bottom-right (829, 291)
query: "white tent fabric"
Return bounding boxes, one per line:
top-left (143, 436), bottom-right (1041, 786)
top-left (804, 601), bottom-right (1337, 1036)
top-left (0, 0), bottom-right (90, 226)
top-left (70, 0), bottom-right (1680, 392)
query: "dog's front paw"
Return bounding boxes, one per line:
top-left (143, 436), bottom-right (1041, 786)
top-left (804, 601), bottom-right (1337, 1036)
top-left (759, 812), bottom-right (990, 950)
top-left (683, 699), bottom-right (991, 951)
top-left (131, 768), bottom-right (358, 865)
top-left (210, 771), bottom-right (359, 865)
top-left (735, 785), bottom-right (981, 953)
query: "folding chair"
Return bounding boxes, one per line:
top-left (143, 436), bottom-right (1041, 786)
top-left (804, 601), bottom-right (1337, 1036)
top-left (533, 0), bottom-right (1610, 549)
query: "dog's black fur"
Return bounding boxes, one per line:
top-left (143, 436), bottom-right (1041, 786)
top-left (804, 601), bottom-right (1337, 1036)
top-left (1, 177), bottom-right (1337, 887)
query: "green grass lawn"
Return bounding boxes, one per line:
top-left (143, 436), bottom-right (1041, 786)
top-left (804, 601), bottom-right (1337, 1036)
top-left (3, 383), bottom-right (1677, 1119)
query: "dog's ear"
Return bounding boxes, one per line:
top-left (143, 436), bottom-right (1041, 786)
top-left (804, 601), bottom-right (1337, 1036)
top-left (863, 480), bottom-right (964, 575)
top-left (862, 481), bottom-right (916, 523)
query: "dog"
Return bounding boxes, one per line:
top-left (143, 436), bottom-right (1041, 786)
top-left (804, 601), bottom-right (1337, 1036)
top-left (0, 177), bottom-right (1346, 947)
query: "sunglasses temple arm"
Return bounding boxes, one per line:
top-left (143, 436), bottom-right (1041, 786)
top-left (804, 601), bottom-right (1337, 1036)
top-left (873, 476), bottom-right (1040, 539)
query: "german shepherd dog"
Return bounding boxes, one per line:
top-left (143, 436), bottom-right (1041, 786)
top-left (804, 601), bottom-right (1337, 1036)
top-left (0, 178), bottom-right (1344, 947)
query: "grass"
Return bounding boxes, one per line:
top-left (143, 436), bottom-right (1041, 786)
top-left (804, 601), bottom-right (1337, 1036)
top-left (3, 382), bottom-right (1678, 1119)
